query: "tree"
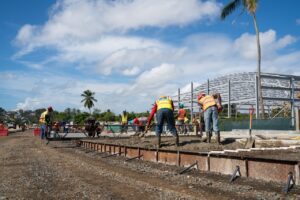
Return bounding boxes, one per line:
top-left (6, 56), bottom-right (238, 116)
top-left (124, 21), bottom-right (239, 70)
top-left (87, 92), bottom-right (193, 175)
top-left (81, 90), bottom-right (97, 114)
top-left (221, 0), bottom-right (264, 118)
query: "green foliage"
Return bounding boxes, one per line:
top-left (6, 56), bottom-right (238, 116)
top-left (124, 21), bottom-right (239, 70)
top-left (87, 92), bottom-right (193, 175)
top-left (81, 90), bottom-right (97, 113)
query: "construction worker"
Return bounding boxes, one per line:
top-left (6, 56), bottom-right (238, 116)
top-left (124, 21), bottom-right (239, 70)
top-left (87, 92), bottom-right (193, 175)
top-left (198, 93), bottom-right (222, 144)
top-left (120, 110), bottom-right (128, 134)
top-left (146, 96), bottom-right (179, 148)
top-left (192, 114), bottom-right (202, 137)
top-left (0, 120), bottom-right (5, 130)
top-left (39, 106), bottom-right (53, 139)
top-left (177, 103), bottom-right (187, 134)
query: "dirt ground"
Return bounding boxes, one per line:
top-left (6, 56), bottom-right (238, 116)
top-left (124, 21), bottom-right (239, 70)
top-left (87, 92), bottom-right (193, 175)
top-left (1, 131), bottom-right (300, 200)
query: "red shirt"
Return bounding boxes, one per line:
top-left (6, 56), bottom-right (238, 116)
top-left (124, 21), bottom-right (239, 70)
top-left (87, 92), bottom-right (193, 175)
top-left (133, 118), bottom-right (140, 125)
top-left (178, 109), bottom-right (186, 120)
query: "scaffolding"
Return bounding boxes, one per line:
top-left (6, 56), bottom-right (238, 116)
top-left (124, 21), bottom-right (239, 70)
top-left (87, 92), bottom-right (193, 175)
top-left (172, 72), bottom-right (300, 126)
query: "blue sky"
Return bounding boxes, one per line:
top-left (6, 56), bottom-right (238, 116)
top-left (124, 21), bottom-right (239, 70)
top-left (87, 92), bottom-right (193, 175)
top-left (1, 0), bottom-right (300, 114)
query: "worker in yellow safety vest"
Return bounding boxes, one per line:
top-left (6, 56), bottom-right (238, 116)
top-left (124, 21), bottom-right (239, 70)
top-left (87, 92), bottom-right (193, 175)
top-left (120, 110), bottom-right (128, 134)
top-left (198, 93), bottom-right (222, 144)
top-left (146, 96), bottom-right (179, 148)
top-left (39, 106), bottom-right (53, 139)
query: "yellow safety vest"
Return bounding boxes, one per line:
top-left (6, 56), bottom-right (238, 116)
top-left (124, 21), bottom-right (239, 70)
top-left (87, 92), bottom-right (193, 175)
top-left (156, 97), bottom-right (173, 110)
top-left (39, 110), bottom-right (48, 124)
top-left (121, 114), bottom-right (128, 123)
top-left (199, 95), bottom-right (216, 111)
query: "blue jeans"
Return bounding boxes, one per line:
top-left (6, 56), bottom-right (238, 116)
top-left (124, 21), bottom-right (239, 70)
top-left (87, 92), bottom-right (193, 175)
top-left (156, 108), bottom-right (177, 136)
top-left (40, 124), bottom-right (46, 139)
top-left (204, 106), bottom-right (219, 133)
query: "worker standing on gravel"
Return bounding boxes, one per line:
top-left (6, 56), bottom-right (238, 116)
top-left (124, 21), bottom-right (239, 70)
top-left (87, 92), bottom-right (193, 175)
top-left (177, 103), bottom-right (187, 134)
top-left (146, 96), bottom-right (179, 148)
top-left (198, 93), bottom-right (222, 144)
top-left (120, 110), bottom-right (128, 134)
top-left (39, 106), bottom-right (53, 139)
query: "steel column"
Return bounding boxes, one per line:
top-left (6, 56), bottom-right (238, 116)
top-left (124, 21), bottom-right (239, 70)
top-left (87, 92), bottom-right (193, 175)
top-left (228, 80), bottom-right (231, 118)
top-left (255, 75), bottom-right (260, 119)
top-left (191, 82), bottom-right (194, 123)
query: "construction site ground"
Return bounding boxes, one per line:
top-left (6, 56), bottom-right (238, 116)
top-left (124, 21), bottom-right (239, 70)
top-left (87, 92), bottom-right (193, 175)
top-left (1, 130), bottom-right (300, 199)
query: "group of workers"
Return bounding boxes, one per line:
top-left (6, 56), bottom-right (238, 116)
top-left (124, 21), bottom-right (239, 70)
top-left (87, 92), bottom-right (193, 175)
top-left (144, 92), bottom-right (222, 147)
top-left (38, 91), bottom-right (222, 147)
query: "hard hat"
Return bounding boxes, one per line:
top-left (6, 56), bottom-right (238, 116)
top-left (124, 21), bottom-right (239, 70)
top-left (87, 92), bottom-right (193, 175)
top-left (198, 92), bottom-right (206, 101)
top-left (159, 95), bottom-right (166, 99)
top-left (179, 103), bottom-right (184, 108)
top-left (47, 106), bottom-right (53, 112)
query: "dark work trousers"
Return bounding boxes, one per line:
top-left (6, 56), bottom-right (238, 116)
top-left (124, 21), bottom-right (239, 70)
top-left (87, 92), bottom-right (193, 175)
top-left (156, 108), bottom-right (177, 136)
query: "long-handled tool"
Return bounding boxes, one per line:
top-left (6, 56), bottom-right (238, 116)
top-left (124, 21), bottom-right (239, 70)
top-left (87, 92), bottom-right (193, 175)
top-left (245, 106), bottom-right (255, 148)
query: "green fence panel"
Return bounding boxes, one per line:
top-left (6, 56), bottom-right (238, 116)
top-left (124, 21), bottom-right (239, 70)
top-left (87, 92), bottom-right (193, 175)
top-left (219, 118), bottom-right (294, 131)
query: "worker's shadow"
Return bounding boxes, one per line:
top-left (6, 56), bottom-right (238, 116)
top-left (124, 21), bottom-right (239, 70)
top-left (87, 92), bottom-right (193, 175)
top-left (220, 138), bottom-right (236, 145)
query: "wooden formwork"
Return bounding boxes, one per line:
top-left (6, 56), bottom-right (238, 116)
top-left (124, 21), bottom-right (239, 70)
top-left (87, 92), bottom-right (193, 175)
top-left (80, 140), bottom-right (300, 185)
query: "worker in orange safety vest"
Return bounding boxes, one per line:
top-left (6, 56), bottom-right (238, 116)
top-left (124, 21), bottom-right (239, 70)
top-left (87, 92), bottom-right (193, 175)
top-left (198, 92), bottom-right (222, 144)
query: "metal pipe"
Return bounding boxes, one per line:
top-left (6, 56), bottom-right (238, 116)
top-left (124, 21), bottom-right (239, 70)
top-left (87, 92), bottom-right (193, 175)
top-left (228, 80), bottom-right (231, 118)
top-left (255, 75), bottom-right (260, 119)
top-left (291, 78), bottom-right (295, 127)
top-left (191, 82), bottom-right (194, 123)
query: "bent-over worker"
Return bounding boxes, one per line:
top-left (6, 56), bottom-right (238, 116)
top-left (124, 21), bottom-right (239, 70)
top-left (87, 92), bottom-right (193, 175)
top-left (198, 93), bottom-right (222, 144)
top-left (146, 96), bottom-right (179, 148)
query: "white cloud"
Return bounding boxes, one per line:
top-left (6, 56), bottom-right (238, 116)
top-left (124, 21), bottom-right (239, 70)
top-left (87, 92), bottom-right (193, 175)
top-left (122, 66), bottom-right (141, 76)
top-left (10, 28), bottom-right (300, 112)
top-left (14, 0), bottom-right (221, 57)
top-left (234, 29), bottom-right (297, 60)
top-left (135, 63), bottom-right (182, 88)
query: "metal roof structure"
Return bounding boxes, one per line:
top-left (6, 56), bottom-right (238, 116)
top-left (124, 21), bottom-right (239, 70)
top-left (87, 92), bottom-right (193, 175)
top-left (172, 72), bottom-right (300, 122)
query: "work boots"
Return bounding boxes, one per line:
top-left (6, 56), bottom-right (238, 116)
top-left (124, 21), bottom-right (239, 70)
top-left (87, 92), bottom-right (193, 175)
top-left (216, 131), bottom-right (221, 144)
top-left (206, 131), bottom-right (211, 143)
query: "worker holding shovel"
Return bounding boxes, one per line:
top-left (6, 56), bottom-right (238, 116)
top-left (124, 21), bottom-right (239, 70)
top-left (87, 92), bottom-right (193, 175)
top-left (146, 96), bottom-right (179, 148)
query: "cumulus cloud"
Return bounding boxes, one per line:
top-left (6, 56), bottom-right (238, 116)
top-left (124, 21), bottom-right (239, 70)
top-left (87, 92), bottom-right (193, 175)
top-left (10, 28), bottom-right (300, 112)
top-left (14, 0), bottom-right (221, 57)
top-left (234, 29), bottom-right (297, 60)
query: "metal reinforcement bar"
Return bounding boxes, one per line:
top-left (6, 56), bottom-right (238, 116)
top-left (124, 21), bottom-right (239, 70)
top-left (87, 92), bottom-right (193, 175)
top-left (125, 155), bottom-right (143, 162)
top-left (179, 161), bottom-right (198, 174)
top-left (102, 152), bottom-right (124, 158)
top-left (80, 140), bottom-right (300, 185)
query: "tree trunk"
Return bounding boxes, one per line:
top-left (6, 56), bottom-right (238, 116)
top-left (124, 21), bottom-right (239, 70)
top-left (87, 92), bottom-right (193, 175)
top-left (253, 14), bottom-right (264, 119)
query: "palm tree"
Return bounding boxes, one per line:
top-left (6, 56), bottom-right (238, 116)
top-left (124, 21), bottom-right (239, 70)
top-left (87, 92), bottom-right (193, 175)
top-left (81, 90), bottom-right (97, 114)
top-left (221, 0), bottom-right (264, 118)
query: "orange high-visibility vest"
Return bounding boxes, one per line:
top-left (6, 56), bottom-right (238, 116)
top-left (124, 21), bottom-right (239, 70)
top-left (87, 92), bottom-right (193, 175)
top-left (199, 95), bottom-right (216, 111)
top-left (156, 96), bottom-right (173, 110)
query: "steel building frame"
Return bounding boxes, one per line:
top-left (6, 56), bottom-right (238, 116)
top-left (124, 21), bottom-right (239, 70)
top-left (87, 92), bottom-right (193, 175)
top-left (172, 72), bottom-right (300, 125)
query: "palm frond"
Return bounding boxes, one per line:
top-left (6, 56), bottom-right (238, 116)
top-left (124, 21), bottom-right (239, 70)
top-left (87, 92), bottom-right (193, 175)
top-left (221, 0), bottom-right (242, 20)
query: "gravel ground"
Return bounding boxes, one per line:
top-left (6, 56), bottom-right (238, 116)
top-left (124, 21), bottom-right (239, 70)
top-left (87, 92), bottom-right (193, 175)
top-left (1, 131), bottom-right (300, 200)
